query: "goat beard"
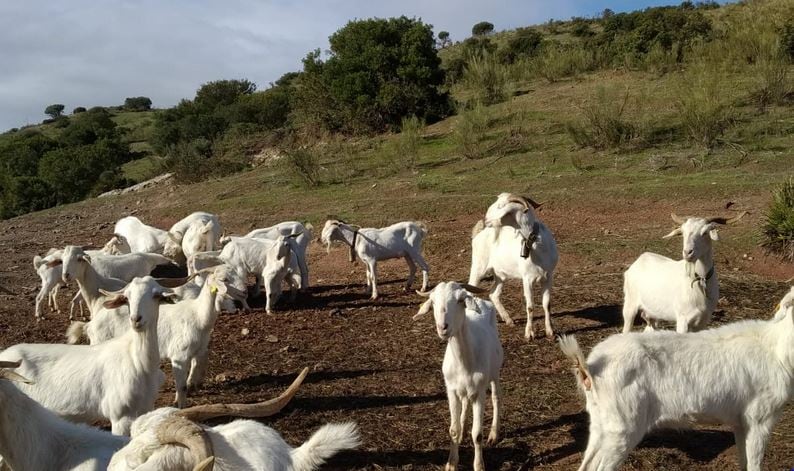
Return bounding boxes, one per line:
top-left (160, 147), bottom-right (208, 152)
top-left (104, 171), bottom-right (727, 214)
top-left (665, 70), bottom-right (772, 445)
top-left (685, 260), bottom-right (695, 279)
top-left (326, 241), bottom-right (331, 254)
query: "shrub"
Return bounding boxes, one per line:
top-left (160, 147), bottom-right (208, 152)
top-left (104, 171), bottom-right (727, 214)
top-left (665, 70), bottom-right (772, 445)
top-left (283, 147), bottom-right (321, 187)
top-left (782, 21), bottom-right (794, 62)
top-left (123, 96), bottom-right (152, 111)
top-left (52, 116), bottom-right (70, 129)
top-left (394, 115), bottom-right (424, 170)
top-left (438, 31), bottom-right (451, 48)
top-left (532, 42), bottom-right (594, 82)
top-left (498, 28), bottom-right (543, 64)
top-left (463, 52), bottom-right (510, 106)
top-left (472, 21), bottom-right (494, 36)
top-left (194, 80), bottom-right (256, 110)
top-left (761, 177), bottom-right (794, 261)
top-left (462, 36), bottom-right (497, 59)
top-left (453, 103), bottom-right (491, 159)
top-left (566, 87), bottom-right (639, 149)
top-left (753, 55), bottom-right (791, 109)
top-left (444, 57), bottom-right (468, 85)
top-left (293, 17), bottom-right (451, 134)
top-left (60, 107), bottom-right (119, 146)
top-left (72, 107), bottom-right (86, 114)
top-left (674, 63), bottom-right (735, 148)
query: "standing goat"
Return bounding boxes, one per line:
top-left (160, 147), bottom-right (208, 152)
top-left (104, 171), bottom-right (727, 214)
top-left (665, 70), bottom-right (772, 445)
top-left (163, 212), bottom-right (223, 266)
top-left (413, 282), bottom-right (503, 471)
top-left (622, 212), bottom-right (746, 333)
top-left (469, 194), bottom-right (558, 339)
top-left (0, 276), bottom-right (183, 435)
top-left (113, 216), bottom-right (170, 254)
top-left (222, 221), bottom-right (314, 291)
top-left (321, 220), bottom-right (429, 300)
top-left (559, 286), bottom-right (794, 471)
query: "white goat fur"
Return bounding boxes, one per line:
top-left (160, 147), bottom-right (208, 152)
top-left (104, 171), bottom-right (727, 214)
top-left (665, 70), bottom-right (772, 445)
top-left (622, 214), bottom-right (742, 333)
top-left (223, 221), bottom-right (313, 290)
top-left (321, 220), bottom-right (429, 300)
top-left (217, 236), bottom-right (300, 313)
top-left (0, 276), bottom-right (174, 435)
top-left (109, 407), bottom-right (360, 471)
top-left (75, 267), bottom-right (245, 408)
top-left (414, 282), bottom-right (503, 471)
top-left (468, 222), bottom-right (558, 339)
top-left (163, 212), bottom-right (222, 266)
top-left (559, 287), bottom-right (794, 471)
top-left (113, 216), bottom-right (170, 254)
top-left (0, 366), bottom-right (126, 470)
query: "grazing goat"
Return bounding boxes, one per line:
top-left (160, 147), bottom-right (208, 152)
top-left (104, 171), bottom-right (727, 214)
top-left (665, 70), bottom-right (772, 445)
top-left (110, 407), bottom-right (359, 471)
top-left (0, 362), bottom-right (304, 471)
top-left (163, 212), bottom-right (222, 266)
top-left (414, 282), bottom-right (503, 471)
top-left (559, 288), bottom-right (794, 471)
top-left (469, 216), bottom-right (558, 339)
top-left (622, 212), bottom-right (746, 333)
top-left (321, 220), bottom-right (429, 300)
top-left (217, 234), bottom-right (301, 313)
top-left (0, 276), bottom-right (181, 435)
top-left (113, 216), bottom-right (170, 254)
top-left (222, 221), bottom-right (314, 290)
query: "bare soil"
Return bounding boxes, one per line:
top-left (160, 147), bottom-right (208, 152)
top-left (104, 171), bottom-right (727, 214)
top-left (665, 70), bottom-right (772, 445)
top-left (0, 195), bottom-right (791, 470)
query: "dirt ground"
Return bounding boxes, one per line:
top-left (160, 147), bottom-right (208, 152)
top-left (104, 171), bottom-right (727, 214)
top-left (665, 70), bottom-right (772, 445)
top-left (0, 196), bottom-right (792, 470)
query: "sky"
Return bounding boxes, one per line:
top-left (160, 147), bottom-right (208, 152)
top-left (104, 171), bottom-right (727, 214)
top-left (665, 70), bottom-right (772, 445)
top-left (1, 0), bottom-right (685, 131)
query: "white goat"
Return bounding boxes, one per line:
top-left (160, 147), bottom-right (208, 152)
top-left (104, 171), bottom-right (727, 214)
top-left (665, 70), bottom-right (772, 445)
top-left (0, 276), bottom-right (179, 435)
top-left (559, 288), bottom-right (794, 471)
top-left (469, 198), bottom-right (558, 339)
top-left (622, 212), bottom-right (746, 333)
top-left (222, 221), bottom-right (314, 290)
top-left (217, 235), bottom-right (301, 313)
top-left (413, 282), bottom-right (503, 471)
top-left (321, 220), bottom-right (429, 300)
top-left (0, 362), bottom-right (304, 471)
top-left (109, 407), bottom-right (359, 471)
top-left (114, 216), bottom-right (170, 254)
top-left (163, 212), bottom-right (222, 266)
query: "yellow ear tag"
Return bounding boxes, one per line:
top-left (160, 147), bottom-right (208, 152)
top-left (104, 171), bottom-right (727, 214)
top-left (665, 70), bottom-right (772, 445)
top-left (210, 285), bottom-right (218, 294)
top-left (775, 303), bottom-right (781, 311)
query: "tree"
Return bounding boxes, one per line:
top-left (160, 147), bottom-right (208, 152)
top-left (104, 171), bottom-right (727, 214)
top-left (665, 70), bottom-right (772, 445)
top-left (123, 96), bottom-right (152, 111)
top-left (472, 21), bottom-right (494, 36)
top-left (294, 17), bottom-right (451, 133)
top-left (498, 28), bottom-right (543, 63)
top-left (194, 80), bottom-right (256, 110)
top-left (72, 107), bottom-right (87, 114)
top-left (438, 31), bottom-right (451, 48)
top-left (59, 107), bottom-right (119, 147)
top-left (44, 104), bottom-right (65, 119)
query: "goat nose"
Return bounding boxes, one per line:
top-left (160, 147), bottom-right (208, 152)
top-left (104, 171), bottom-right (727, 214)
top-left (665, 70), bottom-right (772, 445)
top-left (132, 316), bottom-right (142, 323)
top-left (437, 323), bottom-right (448, 331)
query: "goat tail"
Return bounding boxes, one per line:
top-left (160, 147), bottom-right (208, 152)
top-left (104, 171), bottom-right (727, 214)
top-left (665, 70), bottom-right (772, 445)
top-left (471, 220), bottom-right (486, 238)
top-left (558, 335), bottom-right (593, 392)
top-left (290, 422), bottom-right (360, 471)
top-left (66, 321), bottom-right (87, 345)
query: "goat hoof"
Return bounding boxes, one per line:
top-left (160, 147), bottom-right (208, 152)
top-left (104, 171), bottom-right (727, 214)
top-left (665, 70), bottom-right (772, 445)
top-left (486, 433), bottom-right (499, 446)
top-left (504, 319), bottom-right (514, 326)
top-left (445, 464), bottom-right (457, 471)
top-left (545, 330), bottom-right (555, 339)
top-left (525, 331), bottom-right (535, 340)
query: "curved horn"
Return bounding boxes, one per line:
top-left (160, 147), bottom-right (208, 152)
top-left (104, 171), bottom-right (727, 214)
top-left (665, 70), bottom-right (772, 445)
top-left (460, 283), bottom-right (490, 295)
top-left (286, 230), bottom-right (303, 239)
top-left (706, 211), bottom-right (748, 225)
top-left (415, 289), bottom-right (432, 297)
top-left (155, 274), bottom-right (198, 288)
top-left (194, 457), bottom-right (215, 471)
top-left (223, 284), bottom-right (249, 302)
top-left (155, 415), bottom-right (214, 471)
top-left (671, 213), bottom-right (688, 225)
top-left (0, 360), bottom-right (21, 369)
top-left (505, 194), bottom-right (530, 209)
top-left (178, 367), bottom-right (308, 422)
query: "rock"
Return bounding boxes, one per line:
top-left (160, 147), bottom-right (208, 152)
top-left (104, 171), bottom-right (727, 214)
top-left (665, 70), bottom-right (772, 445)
top-left (241, 328), bottom-right (250, 336)
top-left (266, 335), bottom-right (278, 343)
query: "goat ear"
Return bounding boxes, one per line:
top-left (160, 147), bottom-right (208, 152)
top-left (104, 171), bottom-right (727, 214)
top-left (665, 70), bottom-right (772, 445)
top-left (662, 227), bottom-right (682, 239)
top-left (79, 254), bottom-right (92, 263)
top-left (708, 228), bottom-right (720, 241)
top-left (46, 259), bottom-right (63, 268)
top-left (156, 291), bottom-right (179, 304)
top-left (0, 368), bottom-right (33, 385)
top-left (464, 297), bottom-right (480, 313)
top-left (103, 295), bottom-right (128, 309)
top-left (413, 299), bottom-right (433, 320)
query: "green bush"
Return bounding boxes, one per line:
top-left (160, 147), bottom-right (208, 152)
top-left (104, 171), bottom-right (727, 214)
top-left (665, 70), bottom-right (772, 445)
top-left (532, 42), bottom-right (595, 82)
top-left (124, 96), bottom-right (152, 111)
top-left (782, 21), bottom-right (794, 62)
top-left (44, 104), bottom-right (65, 119)
top-left (463, 52), bottom-right (510, 106)
top-left (72, 107), bottom-right (86, 114)
top-left (674, 64), bottom-right (735, 148)
top-left (394, 115), bottom-right (424, 170)
top-left (462, 37), bottom-right (497, 59)
top-left (284, 147), bottom-right (321, 187)
top-left (498, 28), bottom-right (543, 64)
top-left (566, 87), bottom-right (639, 149)
top-left (60, 107), bottom-right (119, 146)
top-left (453, 103), bottom-right (492, 159)
top-left (293, 17), bottom-right (451, 134)
top-left (761, 177), bottom-right (794, 261)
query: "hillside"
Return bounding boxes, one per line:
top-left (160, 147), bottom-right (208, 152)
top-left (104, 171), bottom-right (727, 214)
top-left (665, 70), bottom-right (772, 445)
top-left (0, 1), bottom-right (792, 469)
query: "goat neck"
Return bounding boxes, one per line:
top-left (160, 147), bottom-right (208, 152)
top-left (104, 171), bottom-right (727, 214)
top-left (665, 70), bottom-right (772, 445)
top-left (446, 316), bottom-right (474, 373)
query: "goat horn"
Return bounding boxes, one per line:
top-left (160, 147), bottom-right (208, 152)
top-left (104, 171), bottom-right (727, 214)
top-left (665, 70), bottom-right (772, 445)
top-left (286, 230), bottom-right (303, 238)
top-left (178, 367), bottom-right (308, 421)
top-left (670, 213), bottom-right (688, 225)
top-left (155, 415), bottom-right (214, 471)
top-left (416, 289), bottom-right (432, 297)
top-left (194, 457), bottom-right (215, 471)
top-left (505, 194), bottom-right (529, 209)
top-left (223, 284), bottom-right (249, 302)
top-left (0, 360), bottom-right (21, 369)
top-left (460, 284), bottom-right (490, 295)
top-left (156, 274), bottom-right (198, 288)
top-left (706, 211), bottom-right (748, 225)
